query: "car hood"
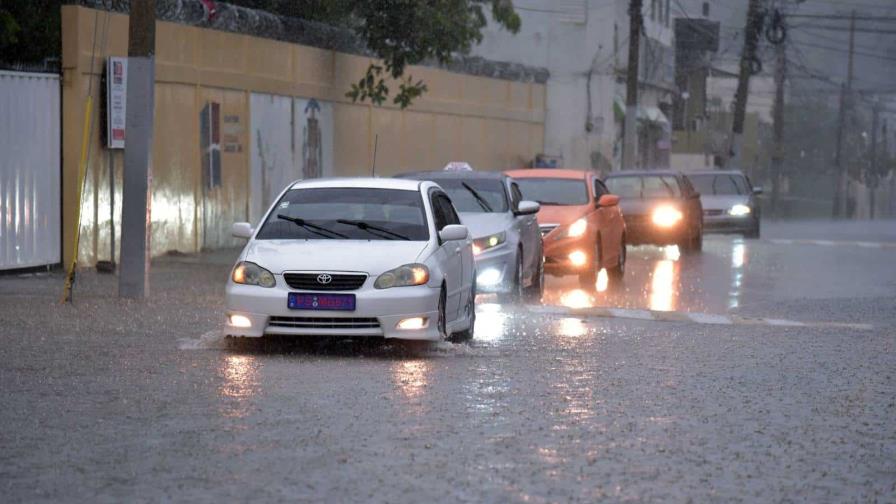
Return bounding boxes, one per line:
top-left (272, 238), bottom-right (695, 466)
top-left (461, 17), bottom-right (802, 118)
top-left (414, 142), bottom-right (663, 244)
top-left (459, 212), bottom-right (513, 239)
top-left (618, 198), bottom-right (680, 217)
top-left (243, 239), bottom-right (430, 276)
top-left (700, 194), bottom-right (750, 211)
top-left (534, 204), bottom-right (591, 226)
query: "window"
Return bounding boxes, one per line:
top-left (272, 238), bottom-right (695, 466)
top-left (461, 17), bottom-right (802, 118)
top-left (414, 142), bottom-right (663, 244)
top-left (437, 194), bottom-right (461, 226)
top-left (593, 179), bottom-right (609, 198)
top-left (510, 183), bottom-right (523, 211)
top-left (605, 175), bottom-right (681, 199)
top-left (415, 177), bottom-right (509, 213)
top-left (515, 178), bottom-right (590, 206)
top-left (255, 188), bottom-right (430, 241)
top-left (688, 174), bottom-right (748, 195)
top-left (430, 192), bottom-right (448, 231)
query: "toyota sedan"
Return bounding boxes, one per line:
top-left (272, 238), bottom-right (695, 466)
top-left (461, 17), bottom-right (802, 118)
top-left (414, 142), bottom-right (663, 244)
top-left (224, 178), bottom-right (476, 341)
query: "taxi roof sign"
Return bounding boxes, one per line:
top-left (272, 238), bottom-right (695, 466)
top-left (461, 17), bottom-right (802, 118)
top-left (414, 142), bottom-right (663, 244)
top-left (443, 161), bottom-right (473, 172)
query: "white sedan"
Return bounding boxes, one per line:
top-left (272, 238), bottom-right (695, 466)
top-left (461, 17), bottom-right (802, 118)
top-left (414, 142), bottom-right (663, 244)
top-left (225, 178), bottom-right (476, 341)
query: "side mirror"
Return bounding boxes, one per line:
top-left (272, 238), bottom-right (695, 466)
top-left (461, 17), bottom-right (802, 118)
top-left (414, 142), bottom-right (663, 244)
top-left (515, 200), bottom-right (540, 216)
top-left (232, 222), bottom-right (254, 239)
top-left (439, 224), bottom-right (469, 242)
top-left (752, 186), bottom-right (764, 195)
top-left (597, 194), bottom-right (620, 207)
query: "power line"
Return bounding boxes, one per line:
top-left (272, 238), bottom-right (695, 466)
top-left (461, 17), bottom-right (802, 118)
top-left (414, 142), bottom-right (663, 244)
top-left (786, 14), bottom-right (896, 21)
top-left (791, 39), bottom-right (896, 64)
top-left (790, 24), bottom-right (896, 35)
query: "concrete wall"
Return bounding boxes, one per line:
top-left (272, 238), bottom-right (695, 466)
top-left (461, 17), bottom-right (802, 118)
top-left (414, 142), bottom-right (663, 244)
top-left (61, 5), bottom-right (546, 265)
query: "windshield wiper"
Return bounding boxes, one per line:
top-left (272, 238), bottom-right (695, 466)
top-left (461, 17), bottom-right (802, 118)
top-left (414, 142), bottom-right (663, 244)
top-left (461, 182), bottom-right (494, 212)
top-left (536, 200), bottom-right (565, 206)
top-left (336, 219), bottom-right (410, 241)
top-left (277, 214), bottom-right (348, 239)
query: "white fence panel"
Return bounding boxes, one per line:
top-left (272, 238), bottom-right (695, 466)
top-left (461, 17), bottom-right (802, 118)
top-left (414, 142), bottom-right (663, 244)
top-left (0, 71), bottom-right (61, 270)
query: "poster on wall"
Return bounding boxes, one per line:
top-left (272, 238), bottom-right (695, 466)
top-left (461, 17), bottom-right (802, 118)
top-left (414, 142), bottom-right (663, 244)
top-left (295, 98), bottom-right (333, 180)
top-left (106, 57), bottom-right (127, 149)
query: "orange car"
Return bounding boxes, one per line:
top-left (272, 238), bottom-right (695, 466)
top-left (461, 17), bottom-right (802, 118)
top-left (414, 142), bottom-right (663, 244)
top-left (505, 169), bottom-right (626, 287)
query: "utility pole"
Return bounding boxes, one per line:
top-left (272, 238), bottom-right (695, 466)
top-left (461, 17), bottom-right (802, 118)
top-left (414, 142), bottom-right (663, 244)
top-left (832, 10), bottom-right (855, 218)
top-left (622, 0), bottom-right (643, 171)
top-left (770, 39), bottom-right (786, 218)
top-left (726, 0), bottom-right (763, 170)
top-left (119, 0), bottom-right (156, 299)
top-left (869, 104), bottom-right (879, 219)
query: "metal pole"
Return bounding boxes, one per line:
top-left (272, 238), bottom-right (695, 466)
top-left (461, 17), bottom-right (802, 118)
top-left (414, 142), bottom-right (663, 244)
top-left (119, 0), bottom-right (156, 299)
top-left (869, 104), bottom-right (879, 219)
top-left (771, 40), bottom-right (786, 218)
top-left (727, 0), bottom-right (762, 170)
top-left (832, 10), bottom-right (855, 218)
top-left (109, 150), bottom-right (115, 266)
top-left (622, 0), bottom-right (643, 171)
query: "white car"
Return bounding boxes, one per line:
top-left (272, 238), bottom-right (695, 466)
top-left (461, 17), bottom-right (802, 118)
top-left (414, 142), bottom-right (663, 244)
top-left (225, 178), bottom-right (476, 341)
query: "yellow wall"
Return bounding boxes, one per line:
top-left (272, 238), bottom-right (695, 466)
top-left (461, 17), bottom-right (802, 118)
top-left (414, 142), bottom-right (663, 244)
top-left (61, 6), bottom-right (545, 265)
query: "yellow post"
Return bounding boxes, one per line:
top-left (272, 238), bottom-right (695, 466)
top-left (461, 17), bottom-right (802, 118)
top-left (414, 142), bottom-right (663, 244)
top-left (61, 95), bottom-right (94, 303)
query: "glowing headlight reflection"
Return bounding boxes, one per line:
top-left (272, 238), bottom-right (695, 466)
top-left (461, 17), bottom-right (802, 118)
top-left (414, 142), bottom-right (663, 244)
top-left (567, 218), bottom-right (588, 237)
top-left (477, 268), bottom-right (502, 286)
top-left (651, 206), bottom-right (683, 227)
top-left (728, 204), bottom-right (751, 217)
top-left (560, 289), bottom-right (594, 309)
top-left (474, 303), bottom-right (507, 342)
top-left (558, 317), bottom-right (587, 337)
top-left (569, 250), bottom-right (588, 266)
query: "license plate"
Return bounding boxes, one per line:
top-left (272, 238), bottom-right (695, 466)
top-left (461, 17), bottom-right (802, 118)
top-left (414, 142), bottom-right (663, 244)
top-left (288, 293), bottom-right (356, 311)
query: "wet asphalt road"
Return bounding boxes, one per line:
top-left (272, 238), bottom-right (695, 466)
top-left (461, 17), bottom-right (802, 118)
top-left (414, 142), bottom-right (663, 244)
top-left (1, 220), bottom-right (894, 502)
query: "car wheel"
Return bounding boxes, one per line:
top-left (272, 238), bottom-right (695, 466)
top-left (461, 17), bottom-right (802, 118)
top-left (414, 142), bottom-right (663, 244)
top-left (745, 219), bottom-right (760, 239)
top-left (451, 282), bottom-right (476, 342)
top-left (437, 286), bottom-right (448, 340)
top-left (608, 236), bottom-right (626, 284)
top-left (499, 255), bottom-right (524, 303)
top-left (578, 238), bottom-right (600, 289)
top-left (524, 257), bottom-right (544, 303)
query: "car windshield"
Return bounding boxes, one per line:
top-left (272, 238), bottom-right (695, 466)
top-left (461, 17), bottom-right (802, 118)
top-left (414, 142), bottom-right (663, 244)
top-left (423, 178), bottom-right (509, 213)
top-left (688, 174), bottom-right (749, 195)
top-left (515, 178), bottom-right (589, 206)
top-left (605, 175), bottom-right (681, 199)
top-left (255, 188), bottom-right (429, 240)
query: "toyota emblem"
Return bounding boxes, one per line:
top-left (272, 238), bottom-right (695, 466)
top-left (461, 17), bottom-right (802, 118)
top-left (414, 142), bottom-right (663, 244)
top-left (316, 274), bottom-right (333, 285)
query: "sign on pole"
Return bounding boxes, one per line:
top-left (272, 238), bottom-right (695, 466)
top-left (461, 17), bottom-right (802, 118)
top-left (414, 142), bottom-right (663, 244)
top-left (106, 57), bottom-right (127, 149)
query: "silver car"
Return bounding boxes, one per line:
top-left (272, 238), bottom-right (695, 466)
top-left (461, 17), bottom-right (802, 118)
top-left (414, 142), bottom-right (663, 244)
top-left (397, 171), bottom-right (544, 300)
top-left (687, 170), bottom-right (763, 238)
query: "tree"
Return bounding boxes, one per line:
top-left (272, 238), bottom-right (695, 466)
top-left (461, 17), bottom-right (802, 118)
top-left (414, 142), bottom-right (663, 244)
top-left (229, 0), bottom-right (521, 108)
top-left (0, 1), bottom-right (62, 65)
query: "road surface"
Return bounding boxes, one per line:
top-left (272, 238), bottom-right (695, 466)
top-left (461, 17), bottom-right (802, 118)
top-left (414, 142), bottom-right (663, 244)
top-left (1, 220), bottom-right (894, 502)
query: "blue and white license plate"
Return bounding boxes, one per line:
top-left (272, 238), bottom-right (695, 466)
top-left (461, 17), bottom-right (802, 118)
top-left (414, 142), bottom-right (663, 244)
top-left (287, 293), bottom-right (356, 311)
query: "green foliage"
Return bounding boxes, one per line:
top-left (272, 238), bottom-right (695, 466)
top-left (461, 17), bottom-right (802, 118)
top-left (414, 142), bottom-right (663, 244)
top-left (232, 0), bottom-right (521, 109)
top-left (0, 1), bottom-right (62, 64)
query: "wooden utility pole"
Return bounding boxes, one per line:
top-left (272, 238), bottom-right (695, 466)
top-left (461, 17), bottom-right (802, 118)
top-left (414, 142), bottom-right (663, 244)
top-left (832, 10), bottom-right (856, 218)
top-left (770, 39), bottom-right (786, 218)
top-left (119, 0), bottom-right (156, 299)
top-left (726, 0), bottom-right (763, 170)
top-left (622, 0), bottom-right (643, 171)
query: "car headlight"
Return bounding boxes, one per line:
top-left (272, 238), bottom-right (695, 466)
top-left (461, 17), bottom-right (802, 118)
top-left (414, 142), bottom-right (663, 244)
top-left (472, 232), bottom-right (506, 255)
top-left (232, 261), bottom-right (276, 288)
top-left (729, 204), bottom-right (751, 217)
top-left (566, 218), bottom-right (588, 238)
top-left (651, 206), bottom-right (683, 227)
top-left (374, 263), bottom-right (430, 289)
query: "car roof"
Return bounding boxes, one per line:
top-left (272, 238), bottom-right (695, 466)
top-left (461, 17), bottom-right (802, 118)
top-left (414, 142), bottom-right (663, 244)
top-left (289, 177), bottom-right (424, 191)
top-left (687, 170), bottom-right (747, 177)
top-left (505, 168), bottom-right (591, 180)
top-left (396, 170), bottom-right (507, 181)
top-left (604, 170), bottom-right (682, 178)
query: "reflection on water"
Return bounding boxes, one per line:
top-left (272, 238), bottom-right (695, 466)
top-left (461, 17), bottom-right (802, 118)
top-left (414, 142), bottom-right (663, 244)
top-left (558, 317), bottom-right (587, 337)
top-left (648, 259), bottom-right (678, 311)
top-left (474, 302), bottom-right (508, 342)
top-left (217, 355), bottom-right (260, 418)
top-left (595, 268), bottom-right (609, 292)
top-left (559, 289), bottom-right (595, 309)
top-left (729, 239), bottom-right (746, 309)
top-left (391, 359), bottom-right (431, 402)
top-left (664, 244), bottom-right (681, 261)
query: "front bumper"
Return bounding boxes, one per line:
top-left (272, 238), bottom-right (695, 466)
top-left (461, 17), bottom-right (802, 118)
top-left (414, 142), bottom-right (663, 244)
top-left (703, 214), bottom-right (756, 233)
top-left (623, 216), bottom-right (685, 246)
top-left (473, 244), bottom-right (515, 293)
top-left (224, 278), bottom-right (442, 341)
top-left (542, 234), bottom-right (594, 276)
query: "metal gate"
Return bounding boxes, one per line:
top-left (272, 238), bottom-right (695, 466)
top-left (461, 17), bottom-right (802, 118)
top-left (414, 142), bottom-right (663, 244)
top-left (0, 71), bottom-right (61, 270)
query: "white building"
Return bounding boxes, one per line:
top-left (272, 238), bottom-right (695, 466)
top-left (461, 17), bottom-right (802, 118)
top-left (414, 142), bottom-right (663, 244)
top-left (473, 0), bottom-right (676, 172)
